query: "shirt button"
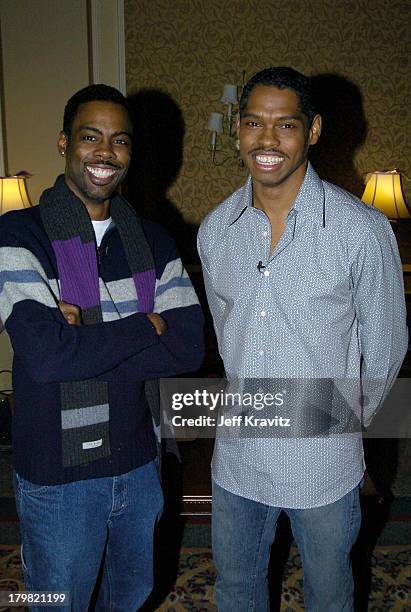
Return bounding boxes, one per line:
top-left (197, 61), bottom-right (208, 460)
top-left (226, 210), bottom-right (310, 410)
top-left (262, 231), bottom-right (268, 237)
top-left (259, 350), bottom-right (264, 356)
top-left (263, 270), bottom-right (270, 277)
top-left (260, 310), bottom-right (266, 317)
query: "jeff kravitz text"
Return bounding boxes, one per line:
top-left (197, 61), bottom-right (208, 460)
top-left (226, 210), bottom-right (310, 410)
top-left (171, 414), bottom-right (291, 428)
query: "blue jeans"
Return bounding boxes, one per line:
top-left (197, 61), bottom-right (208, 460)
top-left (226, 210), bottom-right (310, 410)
top-left (14, 461), bottom-right (163, 612)
top-left (212, 481), bottom-right (361, 612)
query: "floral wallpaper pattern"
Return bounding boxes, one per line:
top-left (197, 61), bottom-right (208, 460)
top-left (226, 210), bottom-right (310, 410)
top-left (125, 0), bottom-right (410, 229)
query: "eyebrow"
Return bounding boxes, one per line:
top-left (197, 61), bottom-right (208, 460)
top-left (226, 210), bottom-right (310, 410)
top-left (241, 113), bottom-right (303, 122)
top-left (78, 125), bottom-right (133, 139)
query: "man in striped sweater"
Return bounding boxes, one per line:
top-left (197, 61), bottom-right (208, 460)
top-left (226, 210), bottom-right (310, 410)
top-left (0, 84), bottom-right (204, 611)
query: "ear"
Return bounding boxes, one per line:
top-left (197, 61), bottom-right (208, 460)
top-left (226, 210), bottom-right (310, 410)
top-left (308, 114), bottom-right (322, 145)
top-left (57, 131), bottom-right (68, 157)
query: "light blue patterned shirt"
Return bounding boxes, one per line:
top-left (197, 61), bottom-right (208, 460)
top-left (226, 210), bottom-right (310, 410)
top-left (198, 163), bottom-right (408, 508)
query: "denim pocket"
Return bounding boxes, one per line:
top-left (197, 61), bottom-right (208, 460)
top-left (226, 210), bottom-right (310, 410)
top-left (14, 472), bottom-right (54, 495)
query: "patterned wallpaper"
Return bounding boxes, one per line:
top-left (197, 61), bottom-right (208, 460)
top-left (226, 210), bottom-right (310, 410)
top-left (125, 0), bottom-right (410, 254)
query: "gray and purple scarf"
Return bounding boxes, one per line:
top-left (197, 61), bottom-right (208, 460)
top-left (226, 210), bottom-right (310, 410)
top-left (40, 175), bottom-right (156, 468)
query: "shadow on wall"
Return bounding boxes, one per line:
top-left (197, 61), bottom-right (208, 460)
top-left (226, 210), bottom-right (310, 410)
top-left (309, 75), bottom-right (405, 509)
top-left (125, 89), bottom-right (200, 264)
top-left (309, 73), bottom-right (367, 198)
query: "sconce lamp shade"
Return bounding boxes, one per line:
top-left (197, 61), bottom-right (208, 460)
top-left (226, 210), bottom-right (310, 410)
top-left (207, 112), bottom-right (224, 134)
top-left (361, 170), bottom-right (410, 219)
top-left (0, 175), bottom-right (32, 215)
top-left (221, 84), bottom-right (238, 105)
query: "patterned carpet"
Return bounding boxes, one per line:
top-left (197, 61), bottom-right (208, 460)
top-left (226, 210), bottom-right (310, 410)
top-left (0, 545), bottom-right (410, 611)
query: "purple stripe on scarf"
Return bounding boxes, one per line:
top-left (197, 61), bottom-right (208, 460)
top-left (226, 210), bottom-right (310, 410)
top-left (133, 269), bottom-right (156, 313)
top-left (52, 237), bottom-right (100, 309)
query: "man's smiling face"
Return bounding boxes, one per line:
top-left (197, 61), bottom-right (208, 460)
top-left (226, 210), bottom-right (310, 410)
top-left (58, 100), bottom-right (133, 217)
top-left (237, 85), bottom-right (321, 191)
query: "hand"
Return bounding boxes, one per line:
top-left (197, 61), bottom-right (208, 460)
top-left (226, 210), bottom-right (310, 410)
top-left (146, 313), bottom-right (167, 336)
top-left (58, 301), bottom-right (82, 325)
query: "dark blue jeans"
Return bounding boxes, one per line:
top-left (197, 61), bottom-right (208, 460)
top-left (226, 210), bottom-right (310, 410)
top-left (14, 461), bottom-right (163, 611)
top-left (212, 480), bottom-right (361, 611)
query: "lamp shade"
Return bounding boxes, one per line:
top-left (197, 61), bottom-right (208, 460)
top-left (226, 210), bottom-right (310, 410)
top-left (361, 170), bottom-right (410, 219)
top-left (0, 175), bottom-right (32, 214)
top-left (207, 112), bottom-right (224, 134)
top-left (221, 84), bottom-right (238, 105)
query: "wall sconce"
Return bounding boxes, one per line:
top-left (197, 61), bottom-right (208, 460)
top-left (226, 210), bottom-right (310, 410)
top-left (207, 112), bottom-right (224, 164)
top-left (221, 84), bottom-right (239, 137)
top-left (0, 172), bottom-right (32, 214)
top-left (207, 82), bottom-right (240, 166)
top-left (361, 170), bottom-right (410, 221)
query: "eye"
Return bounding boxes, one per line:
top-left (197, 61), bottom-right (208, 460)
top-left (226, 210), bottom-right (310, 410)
top-left (82, 134), bottom-right (97, 141)
top-left (279, 123), bottom-right (296, 129)
top-left (114, 138), bottom-right (131, 146)
top-left (244, 121), bottom-right (261, 128)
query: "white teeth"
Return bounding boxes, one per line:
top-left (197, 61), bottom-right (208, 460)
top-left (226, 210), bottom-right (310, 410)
top-left (87, 166), bottom-right (116, 178)
top-left (255, 155), bottom-right (284, 165)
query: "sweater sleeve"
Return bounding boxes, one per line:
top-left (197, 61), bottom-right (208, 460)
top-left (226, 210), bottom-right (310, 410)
top-left (97, 248), bottom-right (205, 381)
top-left (0, 242), bottom-right (159, 383)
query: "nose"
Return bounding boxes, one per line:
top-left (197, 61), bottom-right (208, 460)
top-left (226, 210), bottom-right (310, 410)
top-left (94, 140), bottom-right (115, 161)
top-left (259, 126), bottom-right (280, 149)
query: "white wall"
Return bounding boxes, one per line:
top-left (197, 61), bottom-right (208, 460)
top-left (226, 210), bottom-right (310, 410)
top-left (0, 0), bottom-right (90, 202)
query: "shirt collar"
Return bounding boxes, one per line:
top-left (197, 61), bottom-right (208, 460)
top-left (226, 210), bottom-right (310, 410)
top-left (293, 163), bottom-right (326, 227)
top-left (227, 175), bottom-right (253, 226)
top-left (227, 162), bottom-right (326, 228)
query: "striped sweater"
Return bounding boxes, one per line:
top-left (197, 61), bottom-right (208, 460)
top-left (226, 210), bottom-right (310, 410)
top-left (0, 205), bottom-right (204, 484)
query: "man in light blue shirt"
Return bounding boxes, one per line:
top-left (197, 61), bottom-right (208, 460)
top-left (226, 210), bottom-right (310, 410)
top-left (198, 67), bottom-right (407, 611)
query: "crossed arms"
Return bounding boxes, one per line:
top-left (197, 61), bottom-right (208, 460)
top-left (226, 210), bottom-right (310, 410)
top-left (0, 220), bottom-right (204, 384)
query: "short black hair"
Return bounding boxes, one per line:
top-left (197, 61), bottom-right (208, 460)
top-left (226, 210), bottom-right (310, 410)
top-left (239, 67), bottom-right (317, 126)
top-left (63, 84), bottom-right (133, 138)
